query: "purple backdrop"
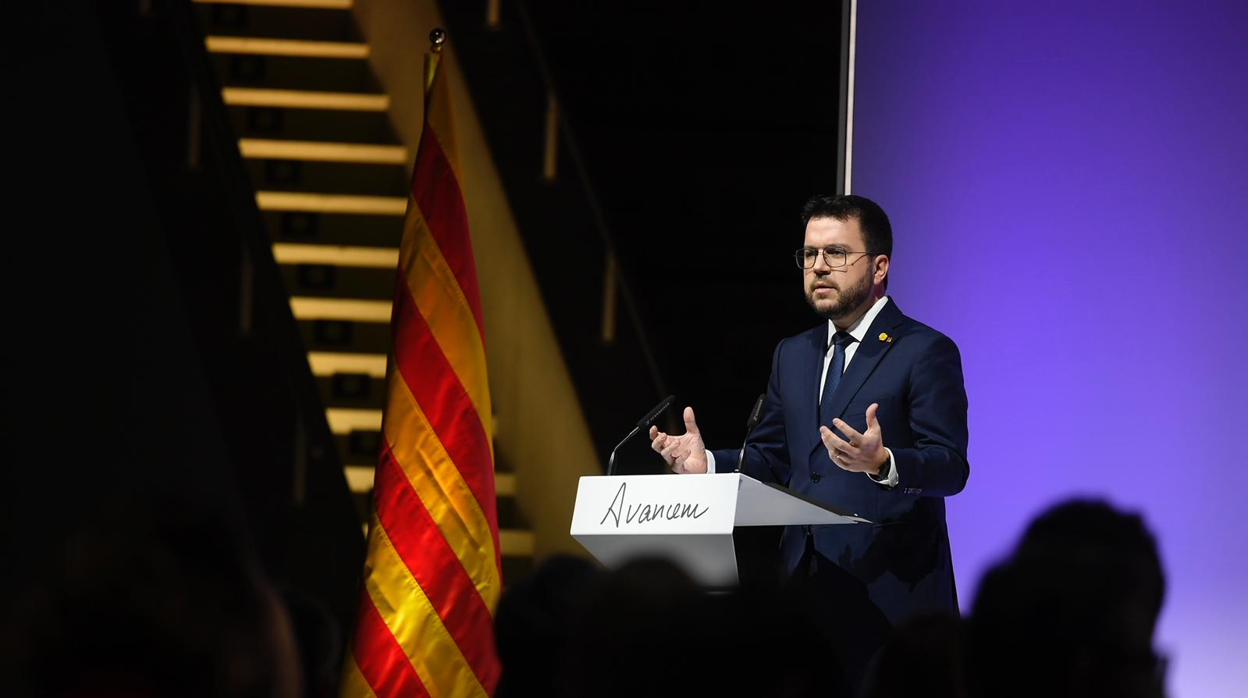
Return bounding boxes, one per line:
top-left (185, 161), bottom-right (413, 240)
top-left (852, 2), bottom-right (1248, 695)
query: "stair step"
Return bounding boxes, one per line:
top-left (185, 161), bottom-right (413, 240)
top-left (495, 472), bottom-right (517, 497)
top-left (264, 211), bottom-right (403, 247)
top-left (257, 191), bottom-right (407, 215)
top-left (195, 3), bottom-right (361, 43)
top-left (223, 87), bottom-right (388, 111)
top-left (195, 0), bottom-right (353, 8)
top-left (498, 530), bottom-right (536, 557)
top-left (308, 351), bottom-right (387, 378)
top-left (273, 243), bottom-right (399, 268)
top-left (240, 138), bottom-right (407, 164)
top-left (212, 53), bottom-right (380, 94)
top-left (343, 467), bottom-right (517, 497)
top-left (230, 106), bottom-right (399, 144)
top-left (245, 158), bottom-right (409, 197)
top-left (290, 296), bottom-right (392, 323)
top-left (206, 36), bottom-right (369, 59)
top-left (344, 464), bottom-right (375, 492)
top-left (196, 0), bottom-right (536, 558)
top-left (325, 407), bottom-right (383, 435)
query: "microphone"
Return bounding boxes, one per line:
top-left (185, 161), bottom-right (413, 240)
top-left (607, 395), bottom-right (675, 476)
top-left (735, 394), bottom-right (766, 473)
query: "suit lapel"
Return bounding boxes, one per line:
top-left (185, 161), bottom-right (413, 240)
top-left (790, 323), bottom-right (827, 459)
top-left (822, 300), bottom-right (906, 423)
top-left (807, 322), bottom-right (829, 423)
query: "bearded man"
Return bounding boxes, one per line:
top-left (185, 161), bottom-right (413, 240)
top-left (649, 194), bottom-right (970, 690)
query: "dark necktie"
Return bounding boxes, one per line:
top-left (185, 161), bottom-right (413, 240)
top-left (819, 331), bottom-right (856, 426)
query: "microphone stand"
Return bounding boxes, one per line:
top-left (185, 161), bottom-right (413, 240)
top-left (734, 394), bottom-right (767, 473)
top-left (607, 395), bottom-right (675, 476)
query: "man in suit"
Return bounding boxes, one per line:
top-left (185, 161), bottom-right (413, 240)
top-left (649, 194), bottom-right (969, 688)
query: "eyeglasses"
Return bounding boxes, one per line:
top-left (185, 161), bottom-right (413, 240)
top-left (794, 246), bottom-right (874, 269)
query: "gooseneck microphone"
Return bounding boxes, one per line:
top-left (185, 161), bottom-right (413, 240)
top-left (607, 395), bottom-right (676, 476)
top-left (735, 394), bottom-right (767, 473)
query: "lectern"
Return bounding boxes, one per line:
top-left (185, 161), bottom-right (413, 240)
top-left (570, 473), bottom-right (870, 586)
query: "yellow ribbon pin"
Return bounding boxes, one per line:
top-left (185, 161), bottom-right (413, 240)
top-left (878, 332), bottom-right (889, 342)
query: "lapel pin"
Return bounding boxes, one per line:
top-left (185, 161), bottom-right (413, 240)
top-left (878, 332), bottom-right (890, 342)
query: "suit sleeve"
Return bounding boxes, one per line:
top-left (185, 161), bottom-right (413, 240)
top-left (890, 334), bottom-right (970, 497)
top-left (710, 341), bottom-right (792, 485)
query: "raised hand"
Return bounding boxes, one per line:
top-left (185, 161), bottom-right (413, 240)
top-left (819, 403), bottom-right (887, 475)
top-left (648, 406), bottom-right (709, 474)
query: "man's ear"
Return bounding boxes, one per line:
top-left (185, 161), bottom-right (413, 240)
top-left (873, 254), bottom-right (890, 286)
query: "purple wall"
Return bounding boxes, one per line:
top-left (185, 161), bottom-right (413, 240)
top-left (852, 2), bottom-right (1248, 695)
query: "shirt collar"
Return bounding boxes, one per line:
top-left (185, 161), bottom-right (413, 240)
top-left (827, 295), bottom-right (890, 350)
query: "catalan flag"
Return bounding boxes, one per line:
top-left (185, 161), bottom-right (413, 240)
top-left (339, 35), bottom-right (501, 698)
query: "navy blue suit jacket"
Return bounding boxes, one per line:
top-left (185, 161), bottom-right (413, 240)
top-left (712, 299), bottom-right (969, 624)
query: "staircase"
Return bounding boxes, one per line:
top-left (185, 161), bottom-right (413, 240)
top-left (193, 0), bottom-right (533, 580)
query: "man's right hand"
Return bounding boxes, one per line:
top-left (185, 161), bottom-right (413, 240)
top-left (648, 406), bottom-right (708, 474)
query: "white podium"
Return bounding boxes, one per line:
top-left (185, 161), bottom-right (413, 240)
top-left (570, 473), bottom-right (870, 586)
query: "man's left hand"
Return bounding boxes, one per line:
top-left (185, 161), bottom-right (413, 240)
top-left (820, 403), bottom-right (887, 474)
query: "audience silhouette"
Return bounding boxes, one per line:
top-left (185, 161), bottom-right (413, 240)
top-left (8, 499), bottom-right (302, 698)
top-left (9, 493), bottom-right (1167, 698)
top-left (496, 499), bottom-right (1166, 698)
top-left (967, 500), bottom-right (1167, 698)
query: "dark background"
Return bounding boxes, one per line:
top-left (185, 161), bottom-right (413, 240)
top-left (5, 0), bottom-right (844, 630)
top-left (446, 0), bottom-right (845, 465)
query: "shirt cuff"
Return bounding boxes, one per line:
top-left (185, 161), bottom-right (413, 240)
top-left (705, 450), bottom-right (717, 473)
top-left (866, 448), bottom-right (899, 487)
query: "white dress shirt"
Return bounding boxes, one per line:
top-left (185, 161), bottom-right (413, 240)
top-left (707, 295), bottom-right (900, 487)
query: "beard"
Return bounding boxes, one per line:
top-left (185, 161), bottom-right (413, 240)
top-left (805, 270), bottom-right (873, 322)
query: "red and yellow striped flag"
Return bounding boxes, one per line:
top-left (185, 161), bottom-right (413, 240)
top-left (339, 39), bottom-right (501, 698)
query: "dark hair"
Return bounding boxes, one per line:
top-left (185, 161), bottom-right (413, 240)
top-left (801, 194), bottom-right (893, 289)
top-left (801, 194), bottom-right (894, 259)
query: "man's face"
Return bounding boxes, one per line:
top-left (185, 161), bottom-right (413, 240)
top-left (802, 216), bottom-right (876, 323)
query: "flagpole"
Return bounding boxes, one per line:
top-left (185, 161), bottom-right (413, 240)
top-left (338, 22), bottom-right (502, 698)
top-left (426, 28), bottom-right (446, 95)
